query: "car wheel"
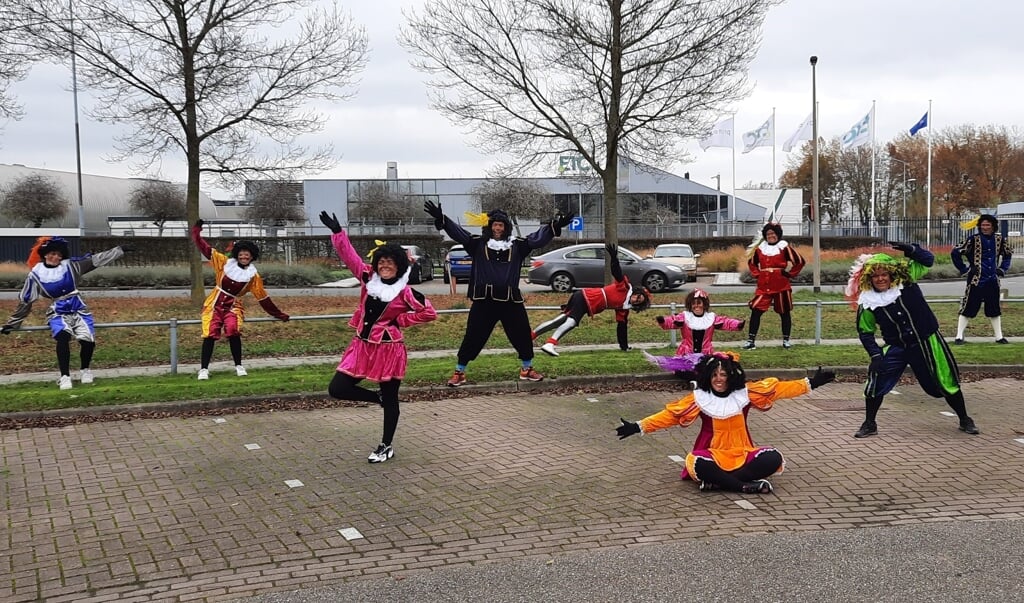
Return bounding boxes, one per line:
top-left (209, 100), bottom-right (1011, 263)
top-left (642, 271), bottom-right (667, 293)
top-left (550, 272), bottom-right (575, 293)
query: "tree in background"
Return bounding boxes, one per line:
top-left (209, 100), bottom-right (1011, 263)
top-left (243, 181), bottom-right (306, 228)
top-left (127, 179), bottom-right (186, 236)
top-left (0, 5), bottom-right (29, 122)
top-left (470, 178), bottom-right (552, 237)
top-left (18, 0), bottom-right (369, 305)
top-left (347, 181), bottom-right (418, 224)
top-left (1, 174), bottom-right (69, 227)
top-left (402, 0), bottom-right (779, 256)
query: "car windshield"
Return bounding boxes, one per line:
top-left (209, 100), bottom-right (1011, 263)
top-left (655, 246), bottom-right (693, 258)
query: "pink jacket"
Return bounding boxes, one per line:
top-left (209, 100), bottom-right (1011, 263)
top-left (657, 311), bottom-right (744, 355)
top-left (331, 232), bottom-right (436, 343)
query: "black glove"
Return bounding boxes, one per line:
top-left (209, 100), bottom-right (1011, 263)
top-left (656, 316), bottom-right (666, 325)
top-left (616, 418), bottom-right (641, 440)
top-left (781, 270), bottom-right (792, 279)
top-left (0, 325), bottom-right (12, 335)
top-left (605, 242), bottom-right (617, 257)
top-left (868, 354), bottom-right (883, 374)
top-left (737, 320), bottom-right (746, 330)
top-left (318, 211), bottom-right (342, 234)
top-left (194, 219), bottom-right (204, 229)
top-left (120, 244), bottom-right (136, 253)
top-left (424, 200), bottom-right (445, 229)
top-left (997, 268), bottom-right (1006, 277)
top-left (808, 366), bottom-right (836, 389)
top-left (888, 241), bottom-right (914, 255)
top-left (554, 213), bottom-right (575, 230)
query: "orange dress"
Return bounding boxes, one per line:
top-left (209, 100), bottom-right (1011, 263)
top-left (638, 377), bottom-right (811, 480)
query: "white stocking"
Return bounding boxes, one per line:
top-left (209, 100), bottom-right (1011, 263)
top-left (551, 317), bottom-right (578, 341)
top-left (991, 316), bottom-right (1004, 339)
top-left (956, 315), bottom-right (969, 339)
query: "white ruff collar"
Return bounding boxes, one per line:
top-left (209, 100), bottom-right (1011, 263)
top-left (621, 284), bottom-right (634, 309)
top-left (31, 261), bottom-right (71, 284)
top-left (858, 284), bottom-right (904, 310)
top-left (684, 311), bottom-right (715, 330)
top-left (757, 240), bottom-right (788, 257)
top-left (693, 388), bottom-right (750, 419)
top-left (487, 239), bottom-right (513, 251)
top-left (365, 268), bottom-right (411, 302)
top-left (224, 259), bottom-right (257, 282)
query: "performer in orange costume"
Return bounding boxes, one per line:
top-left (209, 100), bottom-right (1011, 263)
top-left (190, 219), bottom-right (289, 380)
top-left (741, 222), bottom-right (805, 350)
top-left (616, 353), bottom-right (835, 494)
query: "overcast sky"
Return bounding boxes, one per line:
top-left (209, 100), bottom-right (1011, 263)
top-left (1, 0), bottom-right (1021, 199)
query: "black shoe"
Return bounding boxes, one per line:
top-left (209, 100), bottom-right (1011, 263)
top-left (698, 480), bottom-right (719, 492)
top-left (854, 421), bottom-right (878, 438)
top-left (953, 338), bottom-right (965, 345)
top-left (959, 418), bottom-right (980, 435)
top-left (995, 338), bottom-right (1009, 344)
top-left (740, 479), bottom-right (773, 494)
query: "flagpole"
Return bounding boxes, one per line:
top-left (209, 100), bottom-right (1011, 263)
top-left (926, 99), bottom-right (933, 247)
top-left (869, 100), bottom-right (876, 238)
top-left (771, 107), bottom-right (777, 185)
top-left (731, 114), bottom-right (736, 222)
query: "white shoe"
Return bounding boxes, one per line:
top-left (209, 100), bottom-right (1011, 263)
top-left (235, 365), bottom-right (247, 377)
top-left (58, 375), bottom-right (72, 390)
top-left (80, 369), bottom-right (94, 384)
top-left (540, 342), bottom-right (559, 357)
top-left (368, 443), bottom-right (394, 463)
top-left (197, 368), bottom-right (209, 380)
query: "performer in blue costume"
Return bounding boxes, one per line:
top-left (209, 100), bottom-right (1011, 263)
top-left (2, 236), bottom-right (133, 390)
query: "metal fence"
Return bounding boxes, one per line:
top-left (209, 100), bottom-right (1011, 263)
top-left (9, 297), bottom-right (1022, 375)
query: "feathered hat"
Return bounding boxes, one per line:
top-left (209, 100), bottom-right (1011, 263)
top-left (844, 252), bottom-right (911, 305)
top-left (960, 213), bottom-right (999, 232)
top-left (27, 236), bottom-right (70, 268)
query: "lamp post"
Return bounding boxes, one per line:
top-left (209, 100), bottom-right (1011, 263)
top-left (712, 174), bottom-right (721, 235)
top-left (890, 156), bottom-right (910, 219)
top-left (810, 55), bottom-right (821, 292)
top-left (70, 0), bottom-right (85, 236)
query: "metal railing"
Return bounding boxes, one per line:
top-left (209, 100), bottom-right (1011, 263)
top-left (9, 297), bottom-right (1021, 374)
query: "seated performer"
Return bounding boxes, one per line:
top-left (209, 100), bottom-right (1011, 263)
top-left (531, 243), bottom-right (651, 356)
top-left (616, 353), bottom-right (835, 494)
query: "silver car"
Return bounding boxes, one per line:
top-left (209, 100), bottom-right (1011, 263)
top-left (527, 243), bottom-right (686, 293)
top-left (648, 243), bottom-right (700, 282)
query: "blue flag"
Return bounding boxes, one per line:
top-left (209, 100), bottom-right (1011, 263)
top-left (909, 112), bottom-right (928, 136)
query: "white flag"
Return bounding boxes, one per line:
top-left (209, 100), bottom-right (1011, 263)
top-left (782, 112), bottom-right (813, 153)
top-left (741, 115), bottom-right (774, 154)
top-left (840, 107), bottom-right (874, 150)
top-left (699, 117), bottom-right (734, 151)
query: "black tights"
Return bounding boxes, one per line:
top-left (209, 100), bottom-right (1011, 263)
top-left (747, 310), bottom-right (792, 339)
top-left (329, 372), bottom-right (402, 446)
top-left (692, 449), bottom-right (783, 492)
top-left (200, 336), bottom-right (242, 369)
top-left (55, 332), bottom-right (95, 376)
top-left (865, 391), bottom-right (969, 423)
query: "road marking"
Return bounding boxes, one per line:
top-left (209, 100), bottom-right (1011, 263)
top-left (284, 479), bottom-right (304, 488)
top-left (668, 455), bottom-right (685, 463)
top-left (735, 500), bottom-right (757, 510)
top-left (339, 527), bottom-right (364, 541)
top-left (244, 443), bottom-right (261, 450)
top-left (212, 417), bottom-right (227, 424)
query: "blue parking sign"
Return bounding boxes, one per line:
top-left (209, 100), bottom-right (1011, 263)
top-left (568, 216), bottom-right (584, 232)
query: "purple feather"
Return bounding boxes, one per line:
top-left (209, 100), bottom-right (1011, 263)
top-left (643, 351), bottom-right (704, 373)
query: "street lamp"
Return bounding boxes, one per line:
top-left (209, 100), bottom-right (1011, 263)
top-left (890, 156), bottom-right (910, 219)
top-left (810, 55), bottom-right (821, 292)
top-left (712, 174), bottom-right (721, 235)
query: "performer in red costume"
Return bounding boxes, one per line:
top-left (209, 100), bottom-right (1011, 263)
top-left (616, 353), bottom-right (835, 494)
top-left (531, 243), bottom-right (651, 356)
top-left (190, 220), bottom-right (290, 380)
top-left (740, 222), bottom-right (805, 350)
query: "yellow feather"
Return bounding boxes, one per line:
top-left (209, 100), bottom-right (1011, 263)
top-left (960, 216), bottom-right (980, 231)
top-left (464, 212), bottom-right (490, 227)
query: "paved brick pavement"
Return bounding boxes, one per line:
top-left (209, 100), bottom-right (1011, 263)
top-left (2, 377), bottom-right (1024, 602)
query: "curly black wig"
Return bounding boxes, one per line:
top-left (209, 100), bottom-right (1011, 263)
top-left (231, 240), bottom-right (260, 263)
top-left (484, 209), bottom-right (513, 240)
top-left (761, 222), bottom-right (783, 241)
top-left (694, 353), bottom-right (746, 394)
top-left (371, 243), bottom-right (410, 279)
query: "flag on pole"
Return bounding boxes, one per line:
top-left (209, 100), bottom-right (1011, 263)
top-left (909, 112), bottom-right (928, 136)
top-left (741, 115), bottom-right (774, 154)
top-left (782, 112), bottom-right (813, 152)
top-left (840, 107), bottom-right (874, 150)
top-left (699, 117), bottom-right (734, 150)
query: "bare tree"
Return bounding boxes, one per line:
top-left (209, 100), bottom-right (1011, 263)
top-left (243, 181), bottom-right (305, 227)
top-left (402, 0), bottom-right (778, 251)
top-left (1, 174), bottom-right (69, 227)
top-left (18, 0), bottom-right (368, 304)
top-left (0, 6), bottom-right (30, 121)
top-left (470, 178), bottom-right (552, 236)
top-left (346, 181), bottom-right (419, 224)
top-left (127, 179), bottom-right (186, 236)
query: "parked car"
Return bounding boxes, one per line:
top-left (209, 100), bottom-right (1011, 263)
top-left (401, 245), bottom-right (434, 284)
top-left (527, 243), bottom-right (686, 293)
top-left (443, 244), bottom-right (473, 284)
top-left (647, 243), bottom-right (700, 282)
